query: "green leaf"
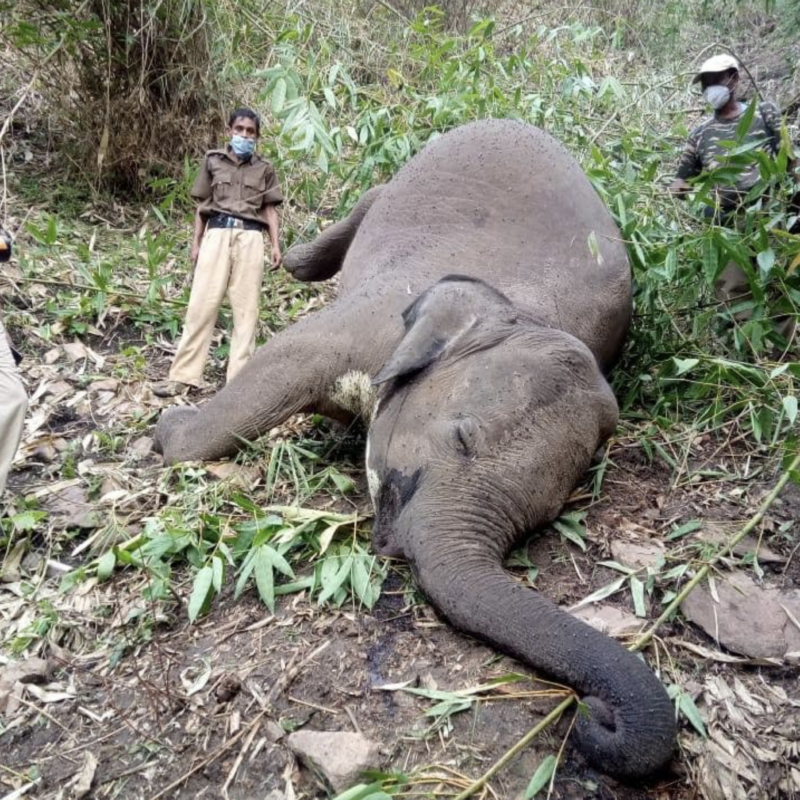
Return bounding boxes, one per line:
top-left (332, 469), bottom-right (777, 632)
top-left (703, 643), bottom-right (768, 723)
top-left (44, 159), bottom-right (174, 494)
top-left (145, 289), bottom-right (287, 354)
top-left (783, 396), bottom-right (798, 426)
top-left (665, 519), bottom-right (702, 540)
top-left (331, 785), bottom-right (391, 800)
top-left (630, 575), bottom-right (646, 617)
top-left (271, 78), bottom-right (287, 115)
top-left (254, 546), bottom-right (275, 611)
top-left (212, 556), bottom-right (224, 591)
top-left (188, 566), bottom-right (214, 622)
top-left (524, 754), bottom-right (558, 798)
top-left (318, 556), bottom-right (352, 605)
top-left (678, 691), bottom-right (707, 737)
top-left (9, 510), bottom-right (48, 531)
top-left (570, 574), bottom-right (627, 610)
top-left (265, 545), bottom-right (295, 579)
top-left (97, 550), bottom-right (116, 581)
top-left (756, 248), bottom-right (775, 278)
top-left (673, 357), bottom-right (699, 376)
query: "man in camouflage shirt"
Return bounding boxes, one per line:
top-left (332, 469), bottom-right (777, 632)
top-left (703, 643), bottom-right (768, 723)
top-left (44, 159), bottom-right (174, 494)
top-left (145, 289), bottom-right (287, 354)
top-left (670, 53), bottom-right (782, 214)
top-left (670, 54), bottom-right (796, 345)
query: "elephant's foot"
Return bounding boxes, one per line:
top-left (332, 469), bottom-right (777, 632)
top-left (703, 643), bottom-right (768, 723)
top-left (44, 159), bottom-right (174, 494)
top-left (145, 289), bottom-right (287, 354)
top-left (153, 405), bottom-right (201, 463)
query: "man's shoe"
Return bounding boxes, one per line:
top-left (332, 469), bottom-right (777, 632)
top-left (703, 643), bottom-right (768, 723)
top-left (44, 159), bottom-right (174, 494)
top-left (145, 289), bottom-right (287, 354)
top-left (151, 380), bottom-right (190, 398)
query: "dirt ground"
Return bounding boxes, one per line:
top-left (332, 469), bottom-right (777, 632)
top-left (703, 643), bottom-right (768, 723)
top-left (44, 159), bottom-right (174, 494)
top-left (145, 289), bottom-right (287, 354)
top-left (1, 310), bottom-right (799, 800)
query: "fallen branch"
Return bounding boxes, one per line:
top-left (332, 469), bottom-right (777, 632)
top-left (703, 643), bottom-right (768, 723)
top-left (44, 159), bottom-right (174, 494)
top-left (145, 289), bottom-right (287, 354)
top-left (631, 451), bottom-right (800, 652)
top-left (451, 694), bottom-right (575, 800)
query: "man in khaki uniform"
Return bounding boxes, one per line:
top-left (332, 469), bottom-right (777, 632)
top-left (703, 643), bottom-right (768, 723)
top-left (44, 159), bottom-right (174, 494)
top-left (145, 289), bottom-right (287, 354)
top-left (154, 108), bottom-right (283, 396)
top-left (0, 228), bottom-right (28, 499)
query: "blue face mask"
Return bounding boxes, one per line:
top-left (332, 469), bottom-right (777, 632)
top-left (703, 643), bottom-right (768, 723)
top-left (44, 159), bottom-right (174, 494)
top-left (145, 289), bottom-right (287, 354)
top-left (230, 134), bottom-right (255, 159)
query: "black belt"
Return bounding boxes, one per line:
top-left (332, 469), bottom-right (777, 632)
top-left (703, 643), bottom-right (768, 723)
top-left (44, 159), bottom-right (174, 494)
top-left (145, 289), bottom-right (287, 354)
top-left (207, 213), bottom-right (264, 231)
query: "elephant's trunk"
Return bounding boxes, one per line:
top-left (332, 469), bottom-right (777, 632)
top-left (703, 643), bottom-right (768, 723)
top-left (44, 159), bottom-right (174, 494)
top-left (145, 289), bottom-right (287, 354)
top-left (404, 524), bottom-right (676, 779)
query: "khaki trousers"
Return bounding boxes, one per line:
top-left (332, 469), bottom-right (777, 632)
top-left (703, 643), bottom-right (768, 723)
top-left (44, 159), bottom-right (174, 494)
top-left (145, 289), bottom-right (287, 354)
top-left (0, 315), bottom-right (27, 496)
top-left (169, 228), bottom-right (265, 386)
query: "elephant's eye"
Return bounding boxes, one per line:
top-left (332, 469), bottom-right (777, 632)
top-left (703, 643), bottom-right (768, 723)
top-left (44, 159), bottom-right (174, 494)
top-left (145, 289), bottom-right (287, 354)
top-left (454, 417), bottom-right (479, 456)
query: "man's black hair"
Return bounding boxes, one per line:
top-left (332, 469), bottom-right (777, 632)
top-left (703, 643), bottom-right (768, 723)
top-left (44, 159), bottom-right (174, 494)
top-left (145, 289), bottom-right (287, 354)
top-left (228, 108), bottom-right (260, 136)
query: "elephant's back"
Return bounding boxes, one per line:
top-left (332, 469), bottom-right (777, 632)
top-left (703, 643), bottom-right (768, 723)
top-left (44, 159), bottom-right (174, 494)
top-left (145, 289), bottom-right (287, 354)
top-left (341, 119), bottom-right (631, 369)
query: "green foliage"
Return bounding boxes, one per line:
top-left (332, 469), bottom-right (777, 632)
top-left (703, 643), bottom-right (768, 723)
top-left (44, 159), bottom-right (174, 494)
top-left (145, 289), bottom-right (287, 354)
top-left (79, 442), bottom-right (384, 620)
top-left (1, 0), bottom-right (218, 192)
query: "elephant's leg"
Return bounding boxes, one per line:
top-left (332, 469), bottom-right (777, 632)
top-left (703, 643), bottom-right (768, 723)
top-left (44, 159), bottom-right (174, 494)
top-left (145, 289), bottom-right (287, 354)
top-left (283, 186), bottom-right (383, 282)
top-left (153, 307), bottom-right (377, 463)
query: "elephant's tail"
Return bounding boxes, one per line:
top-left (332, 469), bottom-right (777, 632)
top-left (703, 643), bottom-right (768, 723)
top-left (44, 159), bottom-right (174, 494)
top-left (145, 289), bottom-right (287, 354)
top-left (405, 535), bottom-right (676, 778)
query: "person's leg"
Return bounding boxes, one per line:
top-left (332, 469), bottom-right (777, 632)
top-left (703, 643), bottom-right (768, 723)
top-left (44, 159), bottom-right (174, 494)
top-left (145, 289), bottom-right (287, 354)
top-left (168, 228), bottom-right (232, 386)
top-left (0, 317), bottom-right (28, 496)
top-left (226, 229), bottom-right (265, 383)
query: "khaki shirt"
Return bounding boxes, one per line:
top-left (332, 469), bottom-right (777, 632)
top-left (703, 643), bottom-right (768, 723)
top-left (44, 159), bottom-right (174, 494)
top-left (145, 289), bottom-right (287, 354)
top-left (191, 149), bottom-right (283, 224)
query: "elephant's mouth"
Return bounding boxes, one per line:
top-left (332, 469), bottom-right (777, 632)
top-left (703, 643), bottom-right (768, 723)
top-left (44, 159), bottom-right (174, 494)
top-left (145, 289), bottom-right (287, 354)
top-left (371, 467), bottom-right (421, 555)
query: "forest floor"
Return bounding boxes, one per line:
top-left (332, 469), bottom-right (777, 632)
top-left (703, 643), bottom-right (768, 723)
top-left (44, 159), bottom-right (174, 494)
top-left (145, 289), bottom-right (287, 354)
top-left (1, 243), bottom-right (800, 799)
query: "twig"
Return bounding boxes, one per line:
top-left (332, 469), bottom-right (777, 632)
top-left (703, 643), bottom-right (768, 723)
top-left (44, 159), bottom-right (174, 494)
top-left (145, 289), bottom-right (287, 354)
top-left (220, 715), bottom-right (262, 798)
top-left (373, 0), bottom-right (410, 23)
top-left (589, 72), bottom-right (690, 145)
top-left (146, 709), bottom-right (267, 800)
top-left (631, 451), bottom-right (800, 652)
top-left (146, 639), bottom-right (330, 800)
top-left (451, 694), bottom-right (575, 800)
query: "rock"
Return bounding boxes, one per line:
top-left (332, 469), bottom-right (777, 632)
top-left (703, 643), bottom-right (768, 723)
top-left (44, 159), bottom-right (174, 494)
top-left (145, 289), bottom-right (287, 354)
top-left (696, 524), bottom-right (784, 564)
top-left (129, 437), bottom-right (154, 459)
top-left (610, 539), bottom-right (665, 570)
top-left (572, 604), bottom-right (644, 637)
top-left (62, 341), bottom-right (88, 363)
top-left (88, 378), bottom-right (119, 393)
top-left (41, 484), bottom-right (99, 530)
top-left (205, 462), bottom-right (260, 488)
top-left (287, 730), bottom-right (380, 792)
top-left (681, 571), bottom-right (800, 659)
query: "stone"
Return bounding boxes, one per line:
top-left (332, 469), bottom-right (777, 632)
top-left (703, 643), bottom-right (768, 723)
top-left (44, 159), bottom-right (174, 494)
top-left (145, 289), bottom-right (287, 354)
top-left (287, 730), bottom-right (380, 792)
top-left (88, 378), bottom-right (119, 393)
top-left (129, 437), bottom-right (154, 459)
top-left (62, 341), bottom-right (88, 363)
top-left (610, 539), bottom-right (665, 570)
top-left (572, 604), bottom-right (644, 638)
top-left (681, 571), bottom-right (800, 659)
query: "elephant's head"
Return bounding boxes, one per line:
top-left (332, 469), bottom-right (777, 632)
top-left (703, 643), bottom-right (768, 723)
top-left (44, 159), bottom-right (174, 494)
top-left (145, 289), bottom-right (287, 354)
top-left (365, 276), bottom-right (676, 778)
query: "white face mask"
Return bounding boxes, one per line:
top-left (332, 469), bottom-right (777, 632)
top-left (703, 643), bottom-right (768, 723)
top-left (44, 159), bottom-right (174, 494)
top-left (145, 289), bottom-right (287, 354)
top-left (703, 84), bottom-right (731, 110)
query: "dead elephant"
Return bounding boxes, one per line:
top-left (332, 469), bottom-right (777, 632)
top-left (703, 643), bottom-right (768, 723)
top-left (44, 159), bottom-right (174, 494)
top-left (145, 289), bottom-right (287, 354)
top-left (154, 119), bottom-right (676, 778)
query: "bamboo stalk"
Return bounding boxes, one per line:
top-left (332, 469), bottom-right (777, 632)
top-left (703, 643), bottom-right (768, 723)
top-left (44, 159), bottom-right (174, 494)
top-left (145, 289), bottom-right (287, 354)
top-left (451, 695), bottom-right (575, 800)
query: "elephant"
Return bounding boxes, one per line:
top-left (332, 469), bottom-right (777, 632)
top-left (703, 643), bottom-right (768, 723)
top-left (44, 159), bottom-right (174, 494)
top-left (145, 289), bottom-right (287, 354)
top-left (154, 119), bottom-right (676, 778)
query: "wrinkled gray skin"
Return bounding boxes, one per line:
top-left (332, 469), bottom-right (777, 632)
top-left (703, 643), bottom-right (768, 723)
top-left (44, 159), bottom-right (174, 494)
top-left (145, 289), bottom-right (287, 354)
top-left (154, 120), bottom-right (676, 778)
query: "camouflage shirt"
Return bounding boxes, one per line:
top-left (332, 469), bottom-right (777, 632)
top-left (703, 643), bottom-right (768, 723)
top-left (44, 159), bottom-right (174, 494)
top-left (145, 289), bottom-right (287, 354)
top-left (676, 101), bottom-right (781, 206)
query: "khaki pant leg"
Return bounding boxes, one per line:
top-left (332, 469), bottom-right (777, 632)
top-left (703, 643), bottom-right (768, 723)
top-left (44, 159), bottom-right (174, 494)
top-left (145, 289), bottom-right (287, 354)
top-left (169, 228), bottom-right (232, 386)
top-left (0, 316), bottom-right (28, 496)
top-left (714, 260), bottom-right (752, 323)
top-left (226, 229), bottom-right (264, 382)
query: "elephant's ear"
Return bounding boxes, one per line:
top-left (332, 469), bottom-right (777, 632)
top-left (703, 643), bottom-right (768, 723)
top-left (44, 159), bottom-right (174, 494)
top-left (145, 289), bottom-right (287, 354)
top-left (373, 275), bottom-right (514, 385)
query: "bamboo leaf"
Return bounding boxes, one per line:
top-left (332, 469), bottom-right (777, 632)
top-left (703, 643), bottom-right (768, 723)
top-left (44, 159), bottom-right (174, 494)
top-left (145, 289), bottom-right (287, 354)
top-left (97, 550), bottom-right (116, 581)
top-left (189, 566), bottom-right (214, 622)
top-left (523, 754), bottom-right (558, 798)
top-left (254, 546), bottom-right (275, 611)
